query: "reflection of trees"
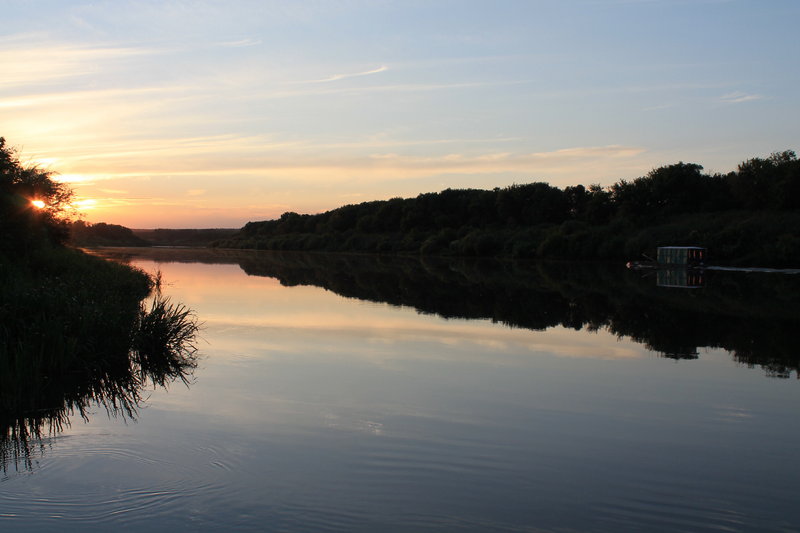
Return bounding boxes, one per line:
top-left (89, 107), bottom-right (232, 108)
top-left (233, 251), bottom-right (800, 379)
top-left (88, 247), bottom-right (800, 378)
top-left (1, 297), bottom-right (199, 475)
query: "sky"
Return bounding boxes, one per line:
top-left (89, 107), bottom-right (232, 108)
top-left (2, 0), bottom-right (798, 228)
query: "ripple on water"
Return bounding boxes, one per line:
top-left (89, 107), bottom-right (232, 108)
top-left (0, 439), bottom-right (235, 529)
top-left (591, 476), bottom-right (753, 533)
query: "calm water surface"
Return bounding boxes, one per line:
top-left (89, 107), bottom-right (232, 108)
top-left (2, 249), bottom-right (799, 532)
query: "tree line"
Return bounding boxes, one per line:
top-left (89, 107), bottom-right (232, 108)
top-left (68, 223), bottom-right (237, 247)
top-left (215, 150), bottom-right (800, 266)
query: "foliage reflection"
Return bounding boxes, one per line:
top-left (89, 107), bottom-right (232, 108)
top-left (0, 296), bottom-right (199, 475)
top-left (234, 252), bottom-right (800, 378)
top-left (92, 247), bottom-right (800, 379)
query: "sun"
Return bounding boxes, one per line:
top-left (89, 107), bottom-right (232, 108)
top-left (31, 200), bottom-right (46, 209)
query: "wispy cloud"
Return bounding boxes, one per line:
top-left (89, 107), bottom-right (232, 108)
top-left (0, 41), bottom-right (157, 88)
top-left (642, 103), bottom-right (676, 111)
top-left (720, 91), bottom-right (763, 104)
top-left (58, 140), bottom-right (656, 228)
top-left (268, 79), bottom-right (530, 101)
top-left (0, 85), bottom-right (192, 110)
top-left (311, 65), bottom-right (388, 83)
top-left (218, 38), bottom-right (262, 48)
top-left (56, 144), bottom-right (646, 185)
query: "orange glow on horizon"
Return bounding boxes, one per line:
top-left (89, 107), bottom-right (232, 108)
top-left (71, 198), bottom-right (97, 210)
top-left (31, 200), bottom-right (46, 209)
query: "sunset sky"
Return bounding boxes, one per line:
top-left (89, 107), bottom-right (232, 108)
top-left (3, 0), bottom-right (798, 228)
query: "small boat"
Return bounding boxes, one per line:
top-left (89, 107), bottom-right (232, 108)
top-left (628, 246), bottom-right (800, 278)
top-left (627, 246), bottom-right (706, 270)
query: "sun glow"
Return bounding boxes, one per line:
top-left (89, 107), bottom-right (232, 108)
top-left (53, 174), bottom-right (93, 184)
top-left (71, 198), bottom-right (97, 210)
top-left (31, 200), bottom-right (46, 209)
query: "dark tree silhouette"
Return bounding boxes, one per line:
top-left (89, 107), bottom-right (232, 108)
top-left (0, 137), bottom-right (75, 250)
top-left (209, 149), bottom-right (799, 265)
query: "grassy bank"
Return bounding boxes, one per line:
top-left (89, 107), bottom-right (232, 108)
top-left (0, 245), bottom-right (199, 471)
top-left (0, 245), bottom-right (153, 372)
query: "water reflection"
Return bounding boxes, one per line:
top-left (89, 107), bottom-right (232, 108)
top-left (93, 248), bottom-right (800, 379)
top-left (655, 267), bottom-right (705, 288)
top-left (27, 248), bottom-right (796, 532)
top-left (0, 296), bottom-right (199, 475)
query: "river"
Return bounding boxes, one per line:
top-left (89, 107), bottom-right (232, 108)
top-left (2, 248), bottom-right (799, 532)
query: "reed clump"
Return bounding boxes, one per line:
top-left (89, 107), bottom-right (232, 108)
top-left (133, 296), bottom-right (200, 388)
top-left (0, 246), bottom-right (200, 474)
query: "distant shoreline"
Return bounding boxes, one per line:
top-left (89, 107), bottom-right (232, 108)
top-left (72, 151), bottom-right (800, 267)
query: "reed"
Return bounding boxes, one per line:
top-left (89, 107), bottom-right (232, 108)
top-left (133, 296), bottom-right (200, 388)
top-left (0, 246), bottom-right (200, 474)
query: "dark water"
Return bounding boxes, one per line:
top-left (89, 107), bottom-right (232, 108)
top-left (2, 248), bottom-right (799, 532)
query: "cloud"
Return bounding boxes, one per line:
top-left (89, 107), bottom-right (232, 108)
top-left (53, 143), bottom-right (647, 187)
top-left (286, 78), bottom-right (525, 98)
top-left (335, 145), bottom-right (646, 180)
top-left (311, 65), bottom-right (388, 83)
top-left (62, 142), bottom-right (654, 228)
top-left (0, 85), bottom-right (192, 110)
top-left (52, 174), bottom-right (93, 184)
top-left (218, 38), bottom-right (262, 48)
top-left (70, 198), bottom-right (97, 210)
top-left (642, 103), bottom-right (676, 111)
top-left (720, 91), bottom-right (763, 104)
top-left (0, 41), bottom-right (157, 88)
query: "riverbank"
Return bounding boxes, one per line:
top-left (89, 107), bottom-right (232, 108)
top-left (0, 245), bottom-right (153, 365)
top-left (1, 245), bottom-right (198, 463)
top-left (213, 209), bottom-right (800, 267)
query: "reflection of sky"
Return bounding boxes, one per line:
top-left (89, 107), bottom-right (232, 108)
top-left (129, 258), bottom-right (658, 431)
top-left (140, 258), bottom-right (649, 363)
top-left (4, 254), bottom-right (800, 532)
top-left (132, 257), bottom-right (800, 441)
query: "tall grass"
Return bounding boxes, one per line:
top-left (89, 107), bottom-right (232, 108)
top-left (133, 296), bottom-right (200, 388)
top-left (0, 246), bottom-right (200, 474)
